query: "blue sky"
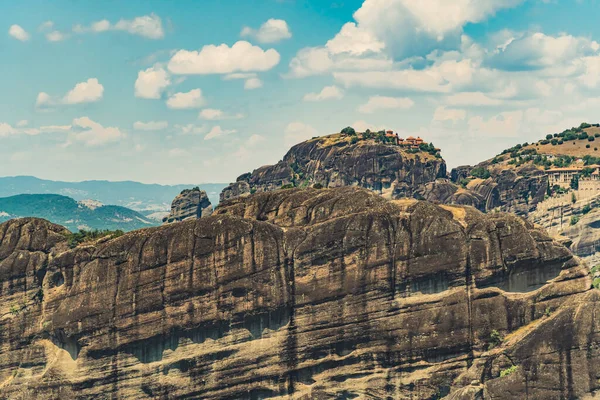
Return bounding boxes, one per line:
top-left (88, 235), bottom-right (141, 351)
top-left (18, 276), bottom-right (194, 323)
top-left (2, 0), bottom-right (600, 184)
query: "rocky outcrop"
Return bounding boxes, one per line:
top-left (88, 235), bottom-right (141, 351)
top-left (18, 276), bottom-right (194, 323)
top-left (162, 187), bottom-right (212, 224)
top-left (429, 163), bottom-right (549, 215)
top-left (220, 133), bottom-right (447, 202)
top-left (0, 187), bottom-right (596, 399)
top-left (530, 194), bottom-right (600, 267)
top-left (219, 180), bottom-right (250, 203)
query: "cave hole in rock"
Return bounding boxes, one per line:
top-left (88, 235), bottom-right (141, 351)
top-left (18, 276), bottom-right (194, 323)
top-left (124, 308), bottom-right (290, 364)
top-left (49, 271), bottom-right (65, 288)
top-left (50, 330), bottom-right (81, 361)
top-left (477, 262), bottom-right (563, 292)
top-left (400, 272), bottom-right (450, 296)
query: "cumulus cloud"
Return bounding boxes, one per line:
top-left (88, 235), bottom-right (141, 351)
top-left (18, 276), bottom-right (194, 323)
top-left (45, 30), bottom-right (68, 42)
top-left (16, 120), bottom-right (28, 127)
top-left (284, 122), bottom-right (319, 147)
top-left (488, 32), bottom-right (600, 71)
top-left (303, 86), bottom-right (344, 101)
top-left (36, 78), bottom-right (104, 109)
top-left (223, 72), bottom-right (258, 80)
top-left (63, 78), bottom-right (104, 104)
top-left (358, 96), bottom-right (414, 113)
top-left (326, 22), bottom-right (385, 56)
top-left (246, 134), bottom-right (266, 146)
top-left (241, 19), bottom-right (292, 43)
top-left (349, 0), bottom-right (523, 59)
top-left (204, 126), bottom-right (237, 140)
top-left (445, 92), bottom-right (504, 106)
top-left (8, 25), bottom-right (29, 41)
top-left (351, 120), bottom-right (386, 132)
top-left (68, 116), bottom-right (124, 146)
top-left (198, 109), bottom-right (244, 120)
top-left (166, 89), bottom-right (206, 109)
top-left (334, 59), bottom-right (475, 92)
top-left (133, 121), bottom-right (168, 130)
top-left (175, 124), bottom-right (207, 135)
top-left (287, 46), bottom-right (392, 78)
top-left (135, 65), bottom-right (171, 99)
top-left (73, 13), bottom-right (164, 39)
top-left (168, 41), bottom-right (280, 74)
top-left (433, 106), bottom-right (467, 123)
top-left (467, 110), bottom-right (523, 137)
top-left (244, 77), bottom-right (263, 90)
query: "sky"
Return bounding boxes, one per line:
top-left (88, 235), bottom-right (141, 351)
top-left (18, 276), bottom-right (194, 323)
top-left (2, 0), bottom-right (600, 184)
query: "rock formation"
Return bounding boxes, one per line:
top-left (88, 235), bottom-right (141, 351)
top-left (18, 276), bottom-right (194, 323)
top-left (418, 163), bottom-right (548, 216)
top-left (0, 187), bottom-right (597, 399)
top-left (162, 187), bottom-right (212, 224)
top-left (220, 133), bottom-right (446, 202)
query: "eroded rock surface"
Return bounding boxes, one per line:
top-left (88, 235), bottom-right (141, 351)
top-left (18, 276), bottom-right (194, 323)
top-left (0, 188), bottom-right (596, 399)
top-left (163, 187), bottom-right (212, 224)
top-left (220, 133), bottom-right (446, 202)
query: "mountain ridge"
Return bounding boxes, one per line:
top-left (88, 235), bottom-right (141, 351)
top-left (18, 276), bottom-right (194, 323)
top-left (0, 193), bottom-right (157, 232)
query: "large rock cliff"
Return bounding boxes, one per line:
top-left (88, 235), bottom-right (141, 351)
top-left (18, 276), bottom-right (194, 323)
top-left (162, 187), bottom-right (212, 224)
top-left (0, 187), bottom-right (597, 399)
top-left (417, 164), bottom-right (548, 216)
top-left (220, 133), bottom-right (446, 202)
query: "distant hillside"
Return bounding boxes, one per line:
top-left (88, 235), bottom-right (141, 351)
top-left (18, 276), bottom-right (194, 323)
top-left (0, 194), bottom-right (158, 232)
top-left (0, 176), bottom-right (228, 212)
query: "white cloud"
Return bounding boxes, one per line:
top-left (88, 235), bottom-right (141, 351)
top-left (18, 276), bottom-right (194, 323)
top-left (358, 96), bottom-right (414, 113)
top-left (166, 89), bottom-right (206, 109)
top-left (326, 22), bottom-right (385, 56)
top-left (175, 124), bottom-right (207, 135)
top-left (433, 106), bottom-right (467, 123)
top-left (46, 31), bottom-right (68, 42)
top-left (16, 120), bottom-right (28, 127)
top-left (246, 134), bottom-right (266, 147)
top-left (334, 59), bottom-right (475, 92)
top-left (73, 14), bottom-right (164, 39)
top-left (287, 46), bottom-right (393, 78)
top-left (0, 123), bottom-right (17, 137)
top-left (135, 65), bottom-right (171, 99)
top-left (69, 117), bottom-right (124, 146)
top-left (445, 92), bottom-right (503, 106)
top-left (244, 78), bottom-right (263, 90)
top-left (303, 85), bottom-right (344, 101)
top-left (204, 126), bottom-right (237, 140)
top-left (36, 78), bottom-right (104, 108)
top-left (468, 110), bottom-right (523, 137)
top-left (38, 21), bottom-right (54, 31)
top-left (349, 0), bottom-right (523, 59)
top-left (133, 121), bottom-right (168, 131)
top-left (351, 120), bottom-right (386, 132)
top-left (63, 78), bottom-right (104, 104)
top-left (168, 41), bottom-right (280, 74)
top-left (91, 20), bottom-right (111, 32)
top-left (8, 25), bottom-right (29, 41)
top-left (223, 72), bottom-right (258, 80)
top-left (198, 109), bottom-right (244, 120)
top-left (488, 32), bottom-right (600, 71)
top-left (284, 122), bottom-right (319, 147)
top-left (241, 19), bottom-right (292, 44)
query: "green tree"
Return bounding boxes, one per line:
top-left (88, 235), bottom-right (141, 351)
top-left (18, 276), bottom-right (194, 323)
top-left (340, 126), bottom-right (356, 136)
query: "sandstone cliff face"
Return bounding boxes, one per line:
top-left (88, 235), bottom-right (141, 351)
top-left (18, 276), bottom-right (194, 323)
top-left (426, 163), bottom-right (548, 215)
top-left (163, 188), bottom-right (212, 224)
top-left (0, 188), bottom-right (596, 399)
top-left (220, 134), bottom-right (447, 202)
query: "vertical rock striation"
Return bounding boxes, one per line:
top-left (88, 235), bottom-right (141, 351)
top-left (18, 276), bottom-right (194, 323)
top-left (0, 188), bottom-right (596, 399)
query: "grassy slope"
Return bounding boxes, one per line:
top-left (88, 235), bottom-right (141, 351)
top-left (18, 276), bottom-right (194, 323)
top-left (0, 194), bottom-right (157, 232)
